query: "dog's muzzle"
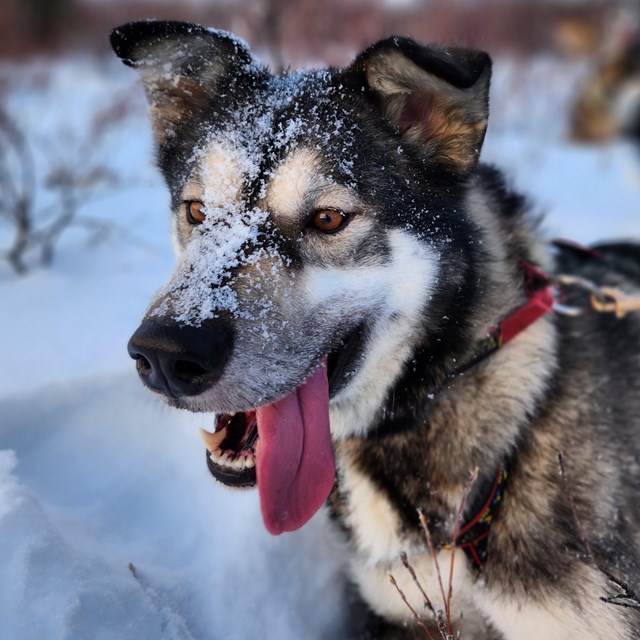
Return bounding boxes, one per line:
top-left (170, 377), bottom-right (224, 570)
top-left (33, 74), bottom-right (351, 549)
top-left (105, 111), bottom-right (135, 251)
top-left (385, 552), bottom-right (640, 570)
top-left (127, 317), bottom-right (234, 398)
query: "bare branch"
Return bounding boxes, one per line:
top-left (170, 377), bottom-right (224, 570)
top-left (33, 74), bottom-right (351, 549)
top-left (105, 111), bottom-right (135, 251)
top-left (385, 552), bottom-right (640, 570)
top-left (387, 573), bottom-right (436, 640)
top-left (418, 509), bottom-right (451, 637)
top-left (0, 88), bottom-right (140, 274)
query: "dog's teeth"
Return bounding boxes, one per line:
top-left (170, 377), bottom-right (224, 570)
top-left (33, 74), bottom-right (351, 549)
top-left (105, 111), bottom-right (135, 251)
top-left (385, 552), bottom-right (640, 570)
top-left (200, 427), bottom-right (227, 452)
top-left (204, 432), bottom-right (256, 472)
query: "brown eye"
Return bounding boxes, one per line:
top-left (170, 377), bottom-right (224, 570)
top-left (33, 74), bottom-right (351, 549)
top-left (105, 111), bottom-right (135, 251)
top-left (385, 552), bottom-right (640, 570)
top-left (310, 209), bottom-right (347, 233)
top-left (186, 200), bottom-right (206, 225)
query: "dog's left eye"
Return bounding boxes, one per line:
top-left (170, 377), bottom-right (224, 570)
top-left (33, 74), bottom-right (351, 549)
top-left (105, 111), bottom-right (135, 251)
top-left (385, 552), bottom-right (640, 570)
top-left (309, 209), bottom-right (348, 234)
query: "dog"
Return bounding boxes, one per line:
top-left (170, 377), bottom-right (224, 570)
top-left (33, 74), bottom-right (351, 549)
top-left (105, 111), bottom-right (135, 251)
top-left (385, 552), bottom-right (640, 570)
top-left (111, 21), bottom-right (640, 639)
top-left (570, 31), bottom-right (640, 144)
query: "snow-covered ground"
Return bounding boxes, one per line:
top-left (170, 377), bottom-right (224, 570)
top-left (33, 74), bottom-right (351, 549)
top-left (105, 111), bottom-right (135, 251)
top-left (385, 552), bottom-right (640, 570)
top-left (0, 54), bottom-right (638, 640)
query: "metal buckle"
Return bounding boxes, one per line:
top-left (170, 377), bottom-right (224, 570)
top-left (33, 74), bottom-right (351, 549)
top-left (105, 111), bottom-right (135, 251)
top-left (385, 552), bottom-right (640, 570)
top-left (591, 287), bottom-right (640, 319)
top-left (553, 274), bottom-right (640, 319)
top-left (552, 275), bottom-right (599, 316)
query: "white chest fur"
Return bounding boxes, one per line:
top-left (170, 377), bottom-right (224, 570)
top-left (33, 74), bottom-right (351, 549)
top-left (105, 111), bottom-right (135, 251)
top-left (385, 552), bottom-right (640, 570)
top-left (338, 458), bottom-right (491, 638)
top-left (338, 460), bottom-right (631, 640)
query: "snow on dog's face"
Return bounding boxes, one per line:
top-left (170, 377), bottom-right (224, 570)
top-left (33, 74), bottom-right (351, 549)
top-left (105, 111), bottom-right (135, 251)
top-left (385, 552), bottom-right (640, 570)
top-left (112, 22), bottom-right (491, 534)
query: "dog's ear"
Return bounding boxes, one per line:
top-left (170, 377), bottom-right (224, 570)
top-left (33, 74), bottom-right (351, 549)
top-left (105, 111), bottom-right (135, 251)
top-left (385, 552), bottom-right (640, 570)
top-left (110, 21), bottom-right (258, 144)
top-left (352, 37), bottom-right (491, 173)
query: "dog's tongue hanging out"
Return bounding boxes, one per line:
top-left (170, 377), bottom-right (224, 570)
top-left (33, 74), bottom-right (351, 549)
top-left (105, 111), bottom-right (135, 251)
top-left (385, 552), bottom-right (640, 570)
top-left (255, 360), bottom-right (335, 534)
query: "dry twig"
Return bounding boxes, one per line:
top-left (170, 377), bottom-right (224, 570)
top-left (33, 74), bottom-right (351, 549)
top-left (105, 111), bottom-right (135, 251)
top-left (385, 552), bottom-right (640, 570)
top-left (387, 573), bottom-right (436, 640)
top-left (390, 468), bottom-right (479, 639)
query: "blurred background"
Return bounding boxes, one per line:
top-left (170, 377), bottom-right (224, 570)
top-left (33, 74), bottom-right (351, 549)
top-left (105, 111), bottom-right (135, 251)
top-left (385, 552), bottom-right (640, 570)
top-left (1, 0), bottom-right (639, 277)
top-left (0, 2), bottom-right (638, 640)
top-left (0, 0), bottom-right (638, 63)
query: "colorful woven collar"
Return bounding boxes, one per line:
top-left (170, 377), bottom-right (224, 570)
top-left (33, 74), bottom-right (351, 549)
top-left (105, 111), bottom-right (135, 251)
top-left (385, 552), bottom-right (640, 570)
top-left (454, 463), bottom-right (510, 570)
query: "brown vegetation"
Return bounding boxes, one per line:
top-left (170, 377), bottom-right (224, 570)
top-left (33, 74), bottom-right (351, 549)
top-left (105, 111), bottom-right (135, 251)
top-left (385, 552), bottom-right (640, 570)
top-left (0, 92), bottom-right (136, 274)
top-left (0, 0), bottom-right (627, 64)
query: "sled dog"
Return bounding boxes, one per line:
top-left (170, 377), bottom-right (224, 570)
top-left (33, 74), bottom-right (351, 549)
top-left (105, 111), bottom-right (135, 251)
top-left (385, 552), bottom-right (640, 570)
top-left (570, 28), bottom-right (640, 144)
top-left (112, 21), bottom-right (640, 639)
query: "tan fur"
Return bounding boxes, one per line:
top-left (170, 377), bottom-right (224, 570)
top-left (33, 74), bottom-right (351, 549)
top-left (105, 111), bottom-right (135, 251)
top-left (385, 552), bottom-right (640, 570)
top-left (365, 49), bottom-right (490, 171)
top-left (570, 45), bottom-right (640, 143)
top-left (477, 565), bottom-right (630, 640)
top-left (144, 76), bottom-right (214, 145)
top-left (265, 148), bottom-right (323, 219)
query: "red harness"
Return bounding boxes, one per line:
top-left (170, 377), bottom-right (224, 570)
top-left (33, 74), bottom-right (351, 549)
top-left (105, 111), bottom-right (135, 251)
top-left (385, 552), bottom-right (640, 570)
top-left (496, 262), bottom-right (555, 345)
top-left (448, 260), bottom-right (556, 381)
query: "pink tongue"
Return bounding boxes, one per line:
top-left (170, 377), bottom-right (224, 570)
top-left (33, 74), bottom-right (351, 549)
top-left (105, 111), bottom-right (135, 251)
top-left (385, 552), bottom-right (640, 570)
top-left (255, 360), bottom-right (335, 535)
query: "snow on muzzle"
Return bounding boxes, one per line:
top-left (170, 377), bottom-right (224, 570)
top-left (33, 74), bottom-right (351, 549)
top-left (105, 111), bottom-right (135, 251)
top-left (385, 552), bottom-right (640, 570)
top-left (135, 202), bottom-right (337, 533)
top-left (151, 204), bottom-right (279, 327)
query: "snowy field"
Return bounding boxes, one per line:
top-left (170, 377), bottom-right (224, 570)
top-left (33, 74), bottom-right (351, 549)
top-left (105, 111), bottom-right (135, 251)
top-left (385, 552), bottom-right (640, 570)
top-left (0, 53), bottom-right (638, 640)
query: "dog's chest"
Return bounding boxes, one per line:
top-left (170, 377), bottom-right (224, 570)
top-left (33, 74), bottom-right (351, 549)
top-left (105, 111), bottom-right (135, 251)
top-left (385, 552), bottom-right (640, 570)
top-left (335, 451), bottom-right (486, 629)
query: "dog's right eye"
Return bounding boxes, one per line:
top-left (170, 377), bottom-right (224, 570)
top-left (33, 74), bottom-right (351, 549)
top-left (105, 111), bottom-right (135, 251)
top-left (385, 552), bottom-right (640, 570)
top-left (185, 200), bottom-right (206, 225)
top-left (308, 209), bottom-right (349, 234)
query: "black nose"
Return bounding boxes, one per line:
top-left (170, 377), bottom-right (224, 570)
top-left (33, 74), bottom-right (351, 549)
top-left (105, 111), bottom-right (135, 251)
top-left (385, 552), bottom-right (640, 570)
top-left (127, 317), bottom-right (234, 398)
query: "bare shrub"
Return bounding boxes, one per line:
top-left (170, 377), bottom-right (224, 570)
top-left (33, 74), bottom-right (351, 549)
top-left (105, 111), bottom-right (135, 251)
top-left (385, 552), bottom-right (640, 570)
top-left (0, 91), bottom-right (136, 274)
top-left (388, 469), bottom-right (479, 639)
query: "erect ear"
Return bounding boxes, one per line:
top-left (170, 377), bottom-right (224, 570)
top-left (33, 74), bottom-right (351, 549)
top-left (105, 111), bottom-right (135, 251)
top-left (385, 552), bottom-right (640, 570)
top-left (110, 21), bottom-right (259, 144)
top-left (353, 37), bottom-right (492, 173)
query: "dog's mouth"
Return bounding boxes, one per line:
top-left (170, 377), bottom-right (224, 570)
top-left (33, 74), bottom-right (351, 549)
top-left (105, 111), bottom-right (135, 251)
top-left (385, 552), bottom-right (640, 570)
top-left (202, 412), bottom-right (259, 488)
top-left (200, 323), bottom-right (366, 535)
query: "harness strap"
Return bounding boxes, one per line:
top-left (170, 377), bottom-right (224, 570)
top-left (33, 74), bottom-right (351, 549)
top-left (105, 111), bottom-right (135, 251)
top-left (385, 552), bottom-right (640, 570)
top-left (450, 261), bottom-right (555, 379)
top-left (454, 464), bottom-right (509, 570)
top-left (498, 263), bottom-right (555, 345)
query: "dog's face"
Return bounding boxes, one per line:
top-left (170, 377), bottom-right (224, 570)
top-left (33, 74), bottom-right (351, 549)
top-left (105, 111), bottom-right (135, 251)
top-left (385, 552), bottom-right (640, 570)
top-left (112, 22), bottom-right (491, 533)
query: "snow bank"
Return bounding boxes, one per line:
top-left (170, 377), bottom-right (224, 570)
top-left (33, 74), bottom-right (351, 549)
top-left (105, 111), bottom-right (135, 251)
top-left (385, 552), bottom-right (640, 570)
top-left (0, 448), bottom-right (195, 640)
top-left (0, 376), bottom-right (349, 640)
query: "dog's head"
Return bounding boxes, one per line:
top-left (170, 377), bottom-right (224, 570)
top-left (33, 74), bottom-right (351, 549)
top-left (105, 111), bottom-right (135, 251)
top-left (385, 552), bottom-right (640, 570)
top-left (111, 21), bottom-right (492, 534)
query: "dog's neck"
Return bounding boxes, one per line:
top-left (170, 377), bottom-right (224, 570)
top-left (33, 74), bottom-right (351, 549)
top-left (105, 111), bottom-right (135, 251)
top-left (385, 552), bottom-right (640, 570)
top-left (330, 258), bottom-right (558, 549)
